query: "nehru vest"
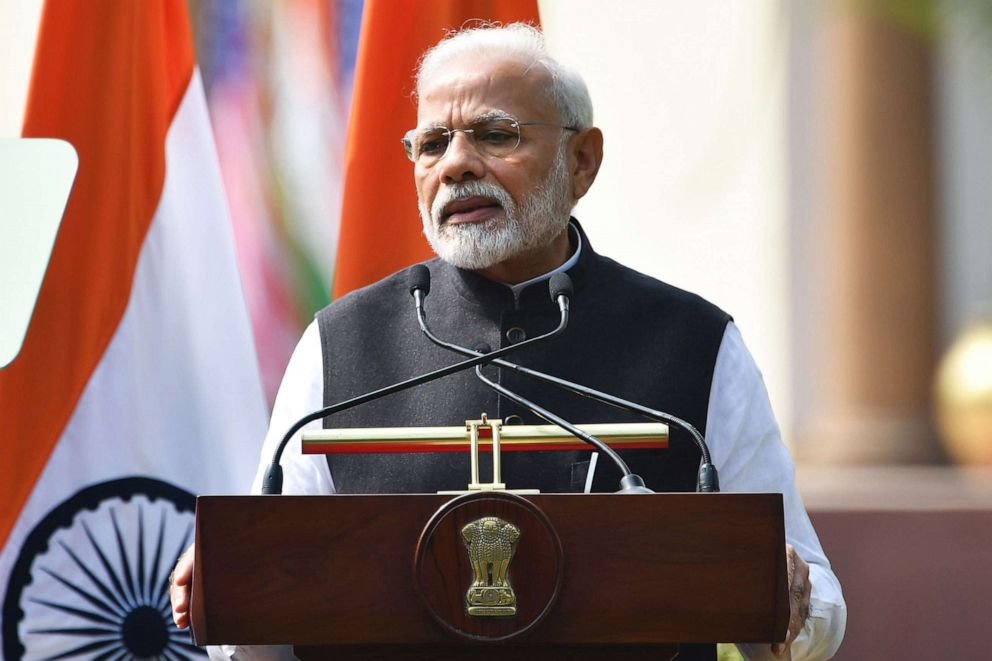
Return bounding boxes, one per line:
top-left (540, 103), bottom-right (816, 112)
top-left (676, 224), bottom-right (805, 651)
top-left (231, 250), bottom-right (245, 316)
top-left (317, 222), bottom-right (731, 495)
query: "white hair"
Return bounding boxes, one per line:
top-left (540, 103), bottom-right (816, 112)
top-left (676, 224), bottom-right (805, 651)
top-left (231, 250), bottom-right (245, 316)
top-left (415, 22), bottom-right (594, 129)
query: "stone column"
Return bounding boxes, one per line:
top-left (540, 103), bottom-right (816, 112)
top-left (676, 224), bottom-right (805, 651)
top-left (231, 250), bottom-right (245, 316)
top-left (800, 9), bottom-right (941, 463)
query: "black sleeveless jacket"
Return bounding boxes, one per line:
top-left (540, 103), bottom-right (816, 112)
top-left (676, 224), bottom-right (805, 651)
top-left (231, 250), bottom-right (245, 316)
top-left (317, 222), bottom-right (731, 495)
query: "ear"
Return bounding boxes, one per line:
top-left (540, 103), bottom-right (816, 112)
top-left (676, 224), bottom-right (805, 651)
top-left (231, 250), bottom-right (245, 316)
top-left (569, 127), bottom-right (603, 201)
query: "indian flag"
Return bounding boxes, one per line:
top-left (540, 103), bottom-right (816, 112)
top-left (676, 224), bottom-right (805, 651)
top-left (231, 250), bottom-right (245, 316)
top-left (0, 1), bottom-right (267, 658)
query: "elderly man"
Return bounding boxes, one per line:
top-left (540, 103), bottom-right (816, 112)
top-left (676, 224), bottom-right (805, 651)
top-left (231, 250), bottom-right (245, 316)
top-left (171, 23), bottom-right (845, 660)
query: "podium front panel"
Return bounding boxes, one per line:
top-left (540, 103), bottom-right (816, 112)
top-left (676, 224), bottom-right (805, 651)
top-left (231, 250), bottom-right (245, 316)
top-left (191, 493), bottom-right (787, 647)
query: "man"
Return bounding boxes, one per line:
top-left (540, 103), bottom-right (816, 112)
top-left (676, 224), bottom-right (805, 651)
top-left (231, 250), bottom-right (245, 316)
top-left (171, 23), bottom-right (845, 660)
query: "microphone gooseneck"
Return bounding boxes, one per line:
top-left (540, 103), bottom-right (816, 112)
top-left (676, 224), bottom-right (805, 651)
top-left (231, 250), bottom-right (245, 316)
top-left (493, 359), bottom-right (720, 491)
top-left (471, 342), bottom-right (637, 483)
top-left (411, 268), bottom-right (720, 493)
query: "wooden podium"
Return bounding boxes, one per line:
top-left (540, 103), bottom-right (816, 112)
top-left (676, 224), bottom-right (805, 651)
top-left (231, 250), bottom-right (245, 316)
top-left (190, 491), bottom-right (788, 659)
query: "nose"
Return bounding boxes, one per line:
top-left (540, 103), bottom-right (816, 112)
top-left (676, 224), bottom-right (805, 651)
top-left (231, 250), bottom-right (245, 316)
top-left (437, 130), bottom-right (486, 185)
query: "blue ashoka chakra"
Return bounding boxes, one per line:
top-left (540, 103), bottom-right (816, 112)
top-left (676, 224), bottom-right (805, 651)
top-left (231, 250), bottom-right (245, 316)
top-left (2, 477), bottom-right (207, 660)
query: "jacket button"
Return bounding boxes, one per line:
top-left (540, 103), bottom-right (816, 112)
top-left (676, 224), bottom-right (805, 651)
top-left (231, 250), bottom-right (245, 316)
top-left (505, 326), bottom-right (527, 344)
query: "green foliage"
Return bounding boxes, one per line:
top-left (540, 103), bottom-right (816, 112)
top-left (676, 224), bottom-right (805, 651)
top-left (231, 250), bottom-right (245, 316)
top-left (717, 643), bottom-right (745, 661)
top-left (835, 0), bottom-right (992, 42)
top-left (854, 0), bottom-right (939, 37)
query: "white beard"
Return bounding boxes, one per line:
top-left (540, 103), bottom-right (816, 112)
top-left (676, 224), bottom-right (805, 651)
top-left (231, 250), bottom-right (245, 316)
top-left (419, 147), bottom-right (573, 271)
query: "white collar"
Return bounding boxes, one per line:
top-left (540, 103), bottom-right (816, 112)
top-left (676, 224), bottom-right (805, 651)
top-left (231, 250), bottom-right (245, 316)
top-left (507, 222), bottom-right (582, 302)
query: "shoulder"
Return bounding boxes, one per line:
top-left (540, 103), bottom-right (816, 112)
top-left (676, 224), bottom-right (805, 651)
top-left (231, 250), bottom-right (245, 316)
top-left (316, 258), bottom-right (444, 323)
top-left (713, 322), bottom-right (760, 382)
top-left (586, 251), bottom-right (732, 326)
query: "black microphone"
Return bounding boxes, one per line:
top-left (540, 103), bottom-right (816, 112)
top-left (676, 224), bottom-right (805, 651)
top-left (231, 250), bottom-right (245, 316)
top-left (549, 271), bottom-right (572, 315)
top-left (259, 265), bottom-right (574, 494)
top-left (410, 268), bottom-right (720, 493)
top-left (409, 263), bottom-right (431, 313)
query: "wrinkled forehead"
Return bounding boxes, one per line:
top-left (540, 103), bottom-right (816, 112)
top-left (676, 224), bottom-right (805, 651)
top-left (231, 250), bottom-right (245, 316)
top-left (416, 55), bottom-right (556, 127)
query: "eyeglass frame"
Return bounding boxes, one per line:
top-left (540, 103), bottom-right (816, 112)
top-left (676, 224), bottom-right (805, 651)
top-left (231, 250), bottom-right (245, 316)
top-left (401, 115), bottom-right (580, 164)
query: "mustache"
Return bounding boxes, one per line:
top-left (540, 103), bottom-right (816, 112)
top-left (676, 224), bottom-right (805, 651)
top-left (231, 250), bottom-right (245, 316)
top-left (431, 180), bottom-right (514, 225)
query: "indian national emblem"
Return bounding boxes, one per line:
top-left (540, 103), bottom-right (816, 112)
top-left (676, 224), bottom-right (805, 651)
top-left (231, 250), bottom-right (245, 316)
top-left (461, 517), bottom-right (520, 617)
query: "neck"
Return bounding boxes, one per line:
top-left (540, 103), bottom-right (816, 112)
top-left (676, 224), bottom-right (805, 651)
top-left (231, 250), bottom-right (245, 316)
top-left (474, 227), bottom-right (572, 284)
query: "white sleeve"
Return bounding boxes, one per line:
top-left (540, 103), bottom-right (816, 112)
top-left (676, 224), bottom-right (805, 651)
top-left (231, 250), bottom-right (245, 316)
top-left (207, 321), bottom-right (331, 660)
top-left (708, 324), bottom-right (847, 660)
top-left (249, 320), bottom-right (335, 496)
top-left (207, 645), bottom-right (298, 661)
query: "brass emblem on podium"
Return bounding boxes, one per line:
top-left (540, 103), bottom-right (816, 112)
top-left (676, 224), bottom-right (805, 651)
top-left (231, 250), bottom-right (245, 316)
top-left (461, 517), bottom-right (520, 616)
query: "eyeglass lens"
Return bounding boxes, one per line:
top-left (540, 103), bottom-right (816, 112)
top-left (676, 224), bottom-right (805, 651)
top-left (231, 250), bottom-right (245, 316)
top-left (406, 119), bottom-right (522, 164)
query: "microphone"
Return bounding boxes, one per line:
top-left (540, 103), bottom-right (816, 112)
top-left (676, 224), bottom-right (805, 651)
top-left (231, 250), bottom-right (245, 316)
top-left (409, 263), bottom-right (431, 314)
top-left (549, 271), bottom-right (572, 316)
top-left (259, 265), bottom-right (573, 494)
top-left (410, 268), bottom-right (720, 493)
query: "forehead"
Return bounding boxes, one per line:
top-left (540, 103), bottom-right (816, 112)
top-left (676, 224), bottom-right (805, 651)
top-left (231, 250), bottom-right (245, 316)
top-left (417, 55), bottom-right (556, 126)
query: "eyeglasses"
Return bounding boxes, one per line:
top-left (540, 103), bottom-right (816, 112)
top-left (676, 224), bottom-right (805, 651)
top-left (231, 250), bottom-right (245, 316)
top-left (401, 117), bottom-right (579, 165)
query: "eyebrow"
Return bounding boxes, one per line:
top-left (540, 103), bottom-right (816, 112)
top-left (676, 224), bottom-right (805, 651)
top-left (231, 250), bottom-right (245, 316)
top-left (421, 109), bottom-right (516, 131)
top-left (472, 109), bottom-right (515, 123)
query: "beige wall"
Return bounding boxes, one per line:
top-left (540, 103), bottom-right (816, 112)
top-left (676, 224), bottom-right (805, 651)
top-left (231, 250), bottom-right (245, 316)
top-left (541, 1), bottom-right (793, 435)
top-left (0, 0), bottom-right (42, 138)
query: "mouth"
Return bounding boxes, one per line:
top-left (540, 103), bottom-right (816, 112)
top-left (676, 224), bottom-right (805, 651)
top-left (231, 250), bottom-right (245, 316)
top-left (441, 196), bottom-right (503, 225)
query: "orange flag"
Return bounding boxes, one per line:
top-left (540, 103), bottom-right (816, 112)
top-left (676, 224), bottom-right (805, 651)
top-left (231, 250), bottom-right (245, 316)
top-left (332, 0), bottom-right (541, 298)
